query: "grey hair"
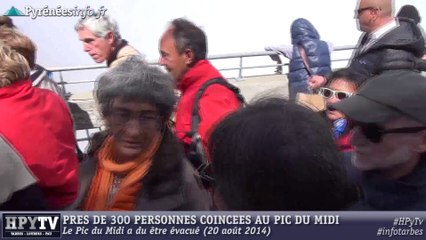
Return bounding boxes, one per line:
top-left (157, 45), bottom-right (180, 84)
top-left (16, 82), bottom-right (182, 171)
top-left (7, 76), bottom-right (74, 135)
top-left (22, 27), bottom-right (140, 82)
top-left (95, 57), bottom-right (176, 120)
top-left (74, 14), bottom-right (121, 42)
top-left (170, 18), bottom-right (207, 65)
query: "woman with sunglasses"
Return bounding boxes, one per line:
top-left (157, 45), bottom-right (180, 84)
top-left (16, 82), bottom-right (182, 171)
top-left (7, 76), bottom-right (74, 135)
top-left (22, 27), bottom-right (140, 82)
top-left (319, 69), bottom-right (364, 152)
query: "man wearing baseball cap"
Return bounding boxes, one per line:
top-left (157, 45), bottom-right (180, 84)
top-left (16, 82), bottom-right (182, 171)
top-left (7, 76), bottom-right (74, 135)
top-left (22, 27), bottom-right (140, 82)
top-left (331, 70), bottom-right (426, 210)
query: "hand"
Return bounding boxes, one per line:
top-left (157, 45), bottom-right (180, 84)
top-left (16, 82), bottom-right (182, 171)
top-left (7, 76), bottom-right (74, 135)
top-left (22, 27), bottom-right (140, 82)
top-left (308, 75), bottom-right (326, 91)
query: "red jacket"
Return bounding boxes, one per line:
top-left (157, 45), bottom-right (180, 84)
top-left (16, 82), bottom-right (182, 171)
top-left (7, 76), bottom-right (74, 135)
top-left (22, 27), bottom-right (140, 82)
top-left (175, 60), bottom-right (241, 154)
top-left (0, 80), bottom-right (79, 209)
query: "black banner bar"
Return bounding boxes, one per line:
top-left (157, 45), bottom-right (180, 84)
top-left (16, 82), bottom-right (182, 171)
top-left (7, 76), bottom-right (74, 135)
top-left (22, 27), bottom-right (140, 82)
top-left (1, 212), bottom-right (425, 240)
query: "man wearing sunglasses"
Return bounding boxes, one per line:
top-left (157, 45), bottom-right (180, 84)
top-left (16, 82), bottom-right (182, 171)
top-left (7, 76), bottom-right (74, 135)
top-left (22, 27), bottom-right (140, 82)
top-left (348, 0), bottom-right (424, 82)
top-left (331, 70), bottom-right (426, 210)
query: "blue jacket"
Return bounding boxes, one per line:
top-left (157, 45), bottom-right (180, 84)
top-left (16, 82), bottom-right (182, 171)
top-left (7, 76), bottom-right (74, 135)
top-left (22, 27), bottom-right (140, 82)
top-left (288, 18), bottom-right (331, 100)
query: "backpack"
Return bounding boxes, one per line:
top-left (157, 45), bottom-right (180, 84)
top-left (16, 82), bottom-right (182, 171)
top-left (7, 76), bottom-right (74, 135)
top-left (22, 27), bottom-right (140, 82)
top-left (186, 78), bottom-right (245, 187)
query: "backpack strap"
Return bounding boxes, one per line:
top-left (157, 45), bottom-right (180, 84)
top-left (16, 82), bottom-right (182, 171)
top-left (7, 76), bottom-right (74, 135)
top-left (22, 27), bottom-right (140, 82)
top-left (190, 78), bottom-right (245, 137)
top-left (186, 78), bottom-right (245, 186)
top-left (30, 64), bottom-right (46, 84)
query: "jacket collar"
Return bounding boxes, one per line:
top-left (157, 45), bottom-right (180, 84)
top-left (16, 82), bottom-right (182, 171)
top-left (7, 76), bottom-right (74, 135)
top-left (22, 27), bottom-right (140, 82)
top-left (369, 19), bottom-right (398, 43)
top-left (107, 39), bottom-right (128, 67)
top-left (177, 59), bottom-right (222, 93)
top-left (0, 79), bottom-right (32, 98)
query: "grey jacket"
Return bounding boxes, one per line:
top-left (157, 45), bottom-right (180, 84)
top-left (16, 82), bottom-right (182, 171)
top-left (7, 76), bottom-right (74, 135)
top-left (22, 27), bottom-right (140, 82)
top-left (0, 135), bottom-right (46, 210)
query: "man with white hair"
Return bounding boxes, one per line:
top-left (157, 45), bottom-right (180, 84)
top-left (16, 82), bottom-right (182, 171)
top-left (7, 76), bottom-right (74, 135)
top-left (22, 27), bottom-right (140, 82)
top-left (75, 14), bottom-right (141, 68)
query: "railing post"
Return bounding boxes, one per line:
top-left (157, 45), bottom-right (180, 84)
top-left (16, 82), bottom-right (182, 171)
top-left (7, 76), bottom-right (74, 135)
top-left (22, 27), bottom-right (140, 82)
top-left (238, 56), bottom-right (243, 80)
top-left (58, 71), bottom-right (68, 96)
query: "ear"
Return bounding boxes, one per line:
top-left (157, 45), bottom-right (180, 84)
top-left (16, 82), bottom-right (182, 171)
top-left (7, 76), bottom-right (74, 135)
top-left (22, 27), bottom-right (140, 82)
top-left (106, 31), bottom-right (115, 45)
top-left (370, 8), bottom-right (380, 21)
top-left (183, 48), bottom-right (195, 65)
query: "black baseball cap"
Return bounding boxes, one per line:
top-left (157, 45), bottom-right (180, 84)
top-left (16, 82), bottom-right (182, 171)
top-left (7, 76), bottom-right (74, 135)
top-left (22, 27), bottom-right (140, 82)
top-left (331, 70), bottom-right (426, 125)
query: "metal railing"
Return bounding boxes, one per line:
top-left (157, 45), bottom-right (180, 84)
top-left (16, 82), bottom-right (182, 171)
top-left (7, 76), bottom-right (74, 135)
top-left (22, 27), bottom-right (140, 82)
top-left (46, 45), bottom-right (357, 149)
top-left (46, 45), bottom-right (357, 96)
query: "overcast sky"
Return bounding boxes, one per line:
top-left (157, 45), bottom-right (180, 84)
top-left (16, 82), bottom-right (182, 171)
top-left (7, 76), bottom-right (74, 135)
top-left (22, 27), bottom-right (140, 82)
top-left (2, 0), bottom-right (425, 68)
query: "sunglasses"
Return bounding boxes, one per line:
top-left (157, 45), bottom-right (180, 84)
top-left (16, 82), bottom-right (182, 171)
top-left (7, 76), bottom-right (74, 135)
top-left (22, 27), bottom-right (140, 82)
top-left (319, 87), bottom-right (353, 100)
top-left (354, 7), bottom-right (376, 16)
top-left (353, 122), bottom-right (426, 143)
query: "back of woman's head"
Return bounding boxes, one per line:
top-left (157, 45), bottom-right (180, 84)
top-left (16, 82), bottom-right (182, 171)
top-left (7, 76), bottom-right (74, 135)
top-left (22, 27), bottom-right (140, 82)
top-left (209, 97), bottom-right (354, 210)
top-left (0, 27), bottom-right (36, 68)
top-left (0, 43), bottom-right (30, 88)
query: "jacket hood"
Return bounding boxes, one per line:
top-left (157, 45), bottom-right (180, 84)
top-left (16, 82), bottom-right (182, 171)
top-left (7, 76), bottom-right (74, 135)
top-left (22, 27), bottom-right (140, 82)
top-left (291, 18), bottom-right (320, 45)
top-left (371, 20), bottom-right (425, 57)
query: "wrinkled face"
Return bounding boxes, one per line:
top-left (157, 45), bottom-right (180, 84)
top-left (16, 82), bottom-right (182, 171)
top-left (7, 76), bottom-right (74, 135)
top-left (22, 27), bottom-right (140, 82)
top-left (351, 117), bottom-right (426, 179)
top-left (158, 29), bottom-right (190, 83)
top-left (325, 79), bottom-right (357, 121)
top-left (106, 98), bottom-right (163, 162)
top-left (78, 27), bottom-right (113, 63)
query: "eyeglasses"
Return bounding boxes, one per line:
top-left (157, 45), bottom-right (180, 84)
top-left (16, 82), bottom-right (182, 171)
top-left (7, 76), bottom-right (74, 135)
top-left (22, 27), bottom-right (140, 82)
top-left (319, 87), bottom-right (353, 100)
top-left (355, 7), bottom-right (376, 16)
top-left (110, 110), bottom-right (161, 128)
top-left (353, 122), bottom-right (426, 143)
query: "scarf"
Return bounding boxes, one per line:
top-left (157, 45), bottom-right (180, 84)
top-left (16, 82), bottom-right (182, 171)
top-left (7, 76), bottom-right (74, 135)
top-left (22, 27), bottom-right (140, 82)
top-left (82, 133), bottom-right (161, 210)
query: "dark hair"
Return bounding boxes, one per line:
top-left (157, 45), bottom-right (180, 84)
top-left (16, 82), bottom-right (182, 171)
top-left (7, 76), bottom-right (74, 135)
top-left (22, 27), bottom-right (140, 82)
top-left (209, 97), bottom-right (357, 210)
top-left (170, 18), bottom-right (207, 65)
top-left (0, 16), bottom-right (16, 29)
top-left (326, 68), bottom-right (365, 89)
top-left (95, 57), bottom-right (176, 121)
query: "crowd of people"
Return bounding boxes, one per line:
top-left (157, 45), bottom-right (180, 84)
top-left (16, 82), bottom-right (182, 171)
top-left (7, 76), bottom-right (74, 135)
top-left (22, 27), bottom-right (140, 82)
top-left (1, 0), bottom-right (426, 211)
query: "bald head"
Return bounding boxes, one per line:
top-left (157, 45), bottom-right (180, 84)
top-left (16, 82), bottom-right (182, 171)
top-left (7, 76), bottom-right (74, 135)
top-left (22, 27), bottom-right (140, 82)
top-left (356, 0), bottom-right (394, 33)
top-left (359, 0), bottom-right (393, 16)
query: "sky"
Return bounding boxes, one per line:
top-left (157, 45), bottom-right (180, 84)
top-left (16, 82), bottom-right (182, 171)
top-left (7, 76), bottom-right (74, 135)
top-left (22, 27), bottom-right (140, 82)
top-left (2, 0), bottom-right (425, 68)
top-left (3, 0), bottom-right (424, 148)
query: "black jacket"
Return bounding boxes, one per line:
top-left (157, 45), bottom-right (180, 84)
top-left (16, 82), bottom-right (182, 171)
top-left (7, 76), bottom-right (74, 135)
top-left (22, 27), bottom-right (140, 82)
top-left (71, 130), bottom-right (211, 210)
top-left (349, 19), bottom-right (425, 82)
top-left (352, 157), bottom-right (426, 210)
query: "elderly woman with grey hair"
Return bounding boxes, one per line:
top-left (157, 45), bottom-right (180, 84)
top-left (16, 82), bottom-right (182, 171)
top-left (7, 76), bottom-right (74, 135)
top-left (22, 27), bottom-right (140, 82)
top-left (75, 14), bottom-right (142, 67)
top-left (73, 57), bottom-right (210, 210)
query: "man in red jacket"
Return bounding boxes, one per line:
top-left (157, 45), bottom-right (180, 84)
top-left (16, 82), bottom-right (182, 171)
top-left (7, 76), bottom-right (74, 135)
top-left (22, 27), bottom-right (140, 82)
top-left (159, 18), bottom-right (241, 157)
top-left (0, 44), bottom-right (78, 210)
